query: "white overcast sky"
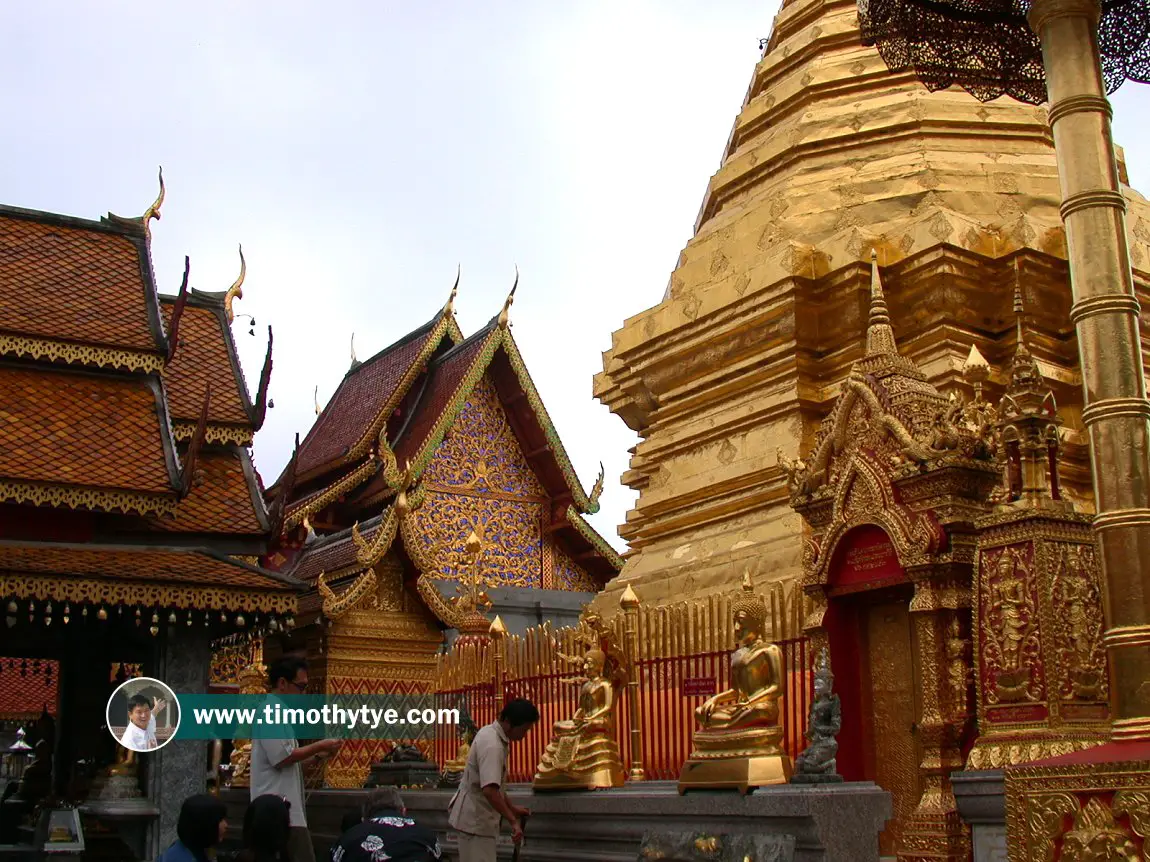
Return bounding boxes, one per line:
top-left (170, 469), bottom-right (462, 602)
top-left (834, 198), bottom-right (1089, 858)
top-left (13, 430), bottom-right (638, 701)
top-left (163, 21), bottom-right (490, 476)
top-left (3, 3), bottom-right (1149, 551)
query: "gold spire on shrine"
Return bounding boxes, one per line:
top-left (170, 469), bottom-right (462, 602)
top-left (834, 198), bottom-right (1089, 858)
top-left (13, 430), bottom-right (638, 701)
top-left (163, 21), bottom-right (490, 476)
top-left (865, 249), bottom-right (898, 357)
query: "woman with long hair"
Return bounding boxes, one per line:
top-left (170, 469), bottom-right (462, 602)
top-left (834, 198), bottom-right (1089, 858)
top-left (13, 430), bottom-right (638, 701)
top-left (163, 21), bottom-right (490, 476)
top-left (157, 794), bottom-right (228, 862)
top-left (236, 794), bottom-right (292, 862)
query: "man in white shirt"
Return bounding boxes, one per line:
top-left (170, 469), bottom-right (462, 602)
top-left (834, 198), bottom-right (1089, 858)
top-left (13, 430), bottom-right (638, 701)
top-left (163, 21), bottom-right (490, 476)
top-left (119, 694), bottom-right (167, 751)
top-left (447, 699), bottom-right (537, 862)
top-left (251, 657), bottom-right (342, 862)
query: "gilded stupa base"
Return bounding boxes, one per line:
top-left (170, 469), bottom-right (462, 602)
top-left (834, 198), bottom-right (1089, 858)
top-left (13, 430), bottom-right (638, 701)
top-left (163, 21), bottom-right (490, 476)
top-left (532, 760), bottom-right (625, 792)
top-left (677, 752), bottom-right (793, 795)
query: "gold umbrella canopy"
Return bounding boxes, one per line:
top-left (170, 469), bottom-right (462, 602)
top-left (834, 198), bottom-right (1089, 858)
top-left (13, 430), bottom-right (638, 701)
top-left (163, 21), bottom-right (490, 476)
top-left (858, 0), bottom-right (1150, 104)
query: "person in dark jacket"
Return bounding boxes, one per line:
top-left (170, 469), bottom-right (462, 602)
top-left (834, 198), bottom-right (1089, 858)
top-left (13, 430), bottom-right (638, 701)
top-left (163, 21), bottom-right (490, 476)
top-left (330, 788), bottom-right (441, 862)
top-left (157, 794), bottom-right (228, 862)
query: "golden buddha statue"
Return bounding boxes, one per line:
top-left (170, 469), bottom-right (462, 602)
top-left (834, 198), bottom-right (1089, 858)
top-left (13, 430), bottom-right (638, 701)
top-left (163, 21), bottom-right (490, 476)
top-left (678, 572), bottom-right (792, 793)
top-left (533, 646), bottom-right (625, 791)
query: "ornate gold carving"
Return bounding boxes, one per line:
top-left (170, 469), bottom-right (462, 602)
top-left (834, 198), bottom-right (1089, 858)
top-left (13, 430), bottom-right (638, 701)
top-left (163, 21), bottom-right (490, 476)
top-left (142, 166), bottom-right (165, 242)
top-left (982, 544), bottom-right (1043, 704)
top-left (945, 616), bottom-right (971, 722)
top-left (318, 569), bottom-right (377, 620)
top-left (1052, 544), bottom-right (1107, 702)
top-left (0, 334), bottom-right (163, 373)
top-left (172, 421), bottom-right (253, 446)
top-left (284, 456), bottom-right (377, 530)
top-left (588, 462), bottom-right (605, 510)
top-left (0, 574), bottom-right (295, 614)
top-left (0, 480), bottom-right (176, 518)
top-left (224, 244), bottom-right (246, 323)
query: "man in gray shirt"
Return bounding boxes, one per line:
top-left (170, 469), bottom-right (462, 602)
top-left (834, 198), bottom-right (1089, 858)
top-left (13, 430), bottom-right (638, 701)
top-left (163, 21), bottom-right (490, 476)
top-left (252, 657), bottom-right (342, 862)
top-left (447, 699), bottom-right (538, 862)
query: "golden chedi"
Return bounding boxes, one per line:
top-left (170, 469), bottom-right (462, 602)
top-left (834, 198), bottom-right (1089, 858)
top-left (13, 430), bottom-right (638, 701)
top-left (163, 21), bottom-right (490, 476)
top-left (533, 645), bottom-right (626, 791)
top-left (678, 572), bottom-right (791, 793)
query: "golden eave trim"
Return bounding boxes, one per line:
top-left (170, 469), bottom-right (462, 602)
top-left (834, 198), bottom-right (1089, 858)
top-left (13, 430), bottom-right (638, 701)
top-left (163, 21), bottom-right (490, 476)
top-left (284, 457), bottom-right (377, 531)
top-left (565, 506), bottom-right (624, 571)
top-left (0, 333), bottom-right (164, 373)
top-left (0, 480), bottom-right (177, 518)
top-left (0, 573), bottom-right (297, 614)
top-left (317, 567), bottom-right (376, 620)
top-left (173, 420), bottom-right (254, 446)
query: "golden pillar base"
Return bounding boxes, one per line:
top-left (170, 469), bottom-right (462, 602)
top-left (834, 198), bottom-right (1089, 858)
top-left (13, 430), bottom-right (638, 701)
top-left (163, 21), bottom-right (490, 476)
top-left (677, 753), bottom-right (793, 795)
top-left (532, 761), bottom-right (625, 792)
top-left (897, 809), bottom-right (970, 862)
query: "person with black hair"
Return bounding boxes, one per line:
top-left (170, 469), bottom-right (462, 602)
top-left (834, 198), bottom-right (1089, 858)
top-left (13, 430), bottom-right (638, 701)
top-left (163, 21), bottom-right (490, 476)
top-left (251, 656), bottom-right (341, 862)
top-left (157, 794), bottom-right (228, 862)
top-left (447, 698), bottom-right (538, 862)
top-left (120, 692), bottom-right (168, 751)
top-left (236, 794), bottom-right (292, 862)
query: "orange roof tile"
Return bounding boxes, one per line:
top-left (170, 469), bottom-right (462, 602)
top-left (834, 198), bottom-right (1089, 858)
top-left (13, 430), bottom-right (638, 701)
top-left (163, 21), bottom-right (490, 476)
top-left (0, 365), bottom-right (176, 496)
top-left (160, 297), bottom-right (252, 427)
top-left (0, 541), bottom-right (297, 591)
top-left (0, 208), bottom-right (164, 353)
top-left (0, 658), bottom-right (57, 718)
top-left (149, 447), bottom-right (267, 535)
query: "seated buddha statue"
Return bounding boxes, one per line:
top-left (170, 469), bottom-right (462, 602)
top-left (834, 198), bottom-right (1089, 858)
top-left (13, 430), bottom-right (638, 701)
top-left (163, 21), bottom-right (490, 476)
top-left (533, 648), bottom-right (625, 790)
top-left (679, 572), bottom-right (791, 792)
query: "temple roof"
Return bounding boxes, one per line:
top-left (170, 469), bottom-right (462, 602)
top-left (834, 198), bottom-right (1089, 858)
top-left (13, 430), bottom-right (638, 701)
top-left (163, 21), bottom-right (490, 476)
top-left (146, 447), bottom-right (270, 536)
top-left (160, 292), bottom-right (264, 437)
top-left (0, 363), bottom-right (180, 513)
top-left (292, 310), bottom-right (461, 483)
top-left (0, 205), bottom-right (166, 367)
top-left (289, 510), bottom-right (389, 583)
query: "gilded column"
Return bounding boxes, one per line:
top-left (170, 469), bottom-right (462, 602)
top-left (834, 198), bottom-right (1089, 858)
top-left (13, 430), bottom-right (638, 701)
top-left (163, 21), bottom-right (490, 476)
top-left (1028, 0), bottom-right (1150, 741)
top-left (619, 585), bottom-right (645, 781)
top-left (490, 616), bottom-right (507, 715)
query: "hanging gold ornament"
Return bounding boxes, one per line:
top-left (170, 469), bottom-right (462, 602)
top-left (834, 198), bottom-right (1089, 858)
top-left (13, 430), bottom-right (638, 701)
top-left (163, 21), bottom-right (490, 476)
top-left (149, 625), bottom-right (159, 636)
top-left (235, 614), bottom-right (246, 628)
top-left (5, 601), bottom-right (15, 614)
top-left (168, 612), bottom-right (177, 624)
top-left (97, 607), bottom-right (108, 621)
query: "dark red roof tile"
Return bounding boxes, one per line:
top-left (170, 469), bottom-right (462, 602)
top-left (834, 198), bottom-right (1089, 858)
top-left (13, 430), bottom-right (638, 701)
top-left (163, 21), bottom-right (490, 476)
top-left (295, 321), bottom-right (439, 477)
top-left (0, 210), bottom-right (161, 352)
top-left (0, 365), bottom-right (174, 495)
top-left (160, 300), bottom-right (251, 426)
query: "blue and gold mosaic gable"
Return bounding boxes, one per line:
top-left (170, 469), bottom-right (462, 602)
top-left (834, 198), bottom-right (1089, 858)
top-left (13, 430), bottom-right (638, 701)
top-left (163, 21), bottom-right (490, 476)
top-left (412, 376), bottom-right (596, 592)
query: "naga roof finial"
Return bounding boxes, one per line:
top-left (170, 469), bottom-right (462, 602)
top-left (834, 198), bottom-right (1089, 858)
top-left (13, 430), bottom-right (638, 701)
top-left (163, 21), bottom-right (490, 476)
top-left (865, 248), bottom-right (898, 357)
top-left (314, 385), bottom-right (322, 416)
top-left (498, 265), bottom-right (518, 328)
top-left (350, 333), bottom-right (359, 369)
top-left (224, 244), bottom-right (246, 323)
top-left (444, 265), bottom-right (460, 317)
top-left (589, 461), bottom-right (605, 509)
top-left (143, 166), bottom-right (165, 242)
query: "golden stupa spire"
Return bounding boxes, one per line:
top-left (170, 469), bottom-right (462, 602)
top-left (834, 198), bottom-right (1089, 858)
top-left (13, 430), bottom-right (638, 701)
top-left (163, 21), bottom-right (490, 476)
top-left (498, 266), bottom-right (519, 328)
top-left (865, 249), bottom-right (898, 357)
top-left (224, 244), bottom-right (246, 323)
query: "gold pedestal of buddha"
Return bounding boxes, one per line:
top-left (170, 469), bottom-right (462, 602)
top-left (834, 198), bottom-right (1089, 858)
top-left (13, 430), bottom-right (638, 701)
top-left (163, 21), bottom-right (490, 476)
top-left (678, 573), bottom-right (792, 794)
top-left (533, 648), bottom-right (625, 791)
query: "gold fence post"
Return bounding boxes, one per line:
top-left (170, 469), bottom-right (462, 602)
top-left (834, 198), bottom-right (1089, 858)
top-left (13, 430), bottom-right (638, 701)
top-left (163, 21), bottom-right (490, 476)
top-left (620, 585), bottom-right (645, 781)
top-left (490, 615), bottom-right (507, 715)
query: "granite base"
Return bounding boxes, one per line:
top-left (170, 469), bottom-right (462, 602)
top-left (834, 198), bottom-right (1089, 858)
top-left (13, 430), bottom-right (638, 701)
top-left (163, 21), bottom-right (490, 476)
top-left (951, 770), bottom-right (1006, 862)
top-left (224, 780), bottom-right (891, 862)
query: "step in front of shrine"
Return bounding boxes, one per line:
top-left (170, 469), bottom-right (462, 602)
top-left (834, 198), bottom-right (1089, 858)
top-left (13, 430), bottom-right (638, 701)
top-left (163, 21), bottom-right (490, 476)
top-left (223, 781), bottom-right (891, 861)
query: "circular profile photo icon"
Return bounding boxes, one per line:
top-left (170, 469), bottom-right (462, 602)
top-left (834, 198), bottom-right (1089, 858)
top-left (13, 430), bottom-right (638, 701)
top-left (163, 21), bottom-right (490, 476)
top-left (107, 677), bottom-right (180, 752)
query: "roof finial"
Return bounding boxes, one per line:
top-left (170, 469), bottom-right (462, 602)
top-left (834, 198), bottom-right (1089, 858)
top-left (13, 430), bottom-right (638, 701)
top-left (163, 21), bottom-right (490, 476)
top-left (444, 265), bottom-right (460, 317)
top-left (498, 265), bottom-right (518, 328)
top-left (314, 385), bottom-right (322, 416)
top-left (224, 244), bottom-right (246, 323)
top-left (350, 333), bottom-right (359, 368)
top-left (143, 166), bottom-right (165, 242)
top-left (865, 248), bottom-right (898, 356)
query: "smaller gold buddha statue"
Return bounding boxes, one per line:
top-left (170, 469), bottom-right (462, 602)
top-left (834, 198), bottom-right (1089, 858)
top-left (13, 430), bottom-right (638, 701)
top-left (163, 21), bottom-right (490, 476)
top-left (533, 646), bottom-right (625, 791)
top-left (678, 572), bottom-right (792, 793)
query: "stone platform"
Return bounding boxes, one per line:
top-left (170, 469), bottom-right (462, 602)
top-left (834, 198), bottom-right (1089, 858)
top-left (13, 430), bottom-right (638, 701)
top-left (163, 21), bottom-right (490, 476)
top-left (223, 781), bottom-right (890, 861)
